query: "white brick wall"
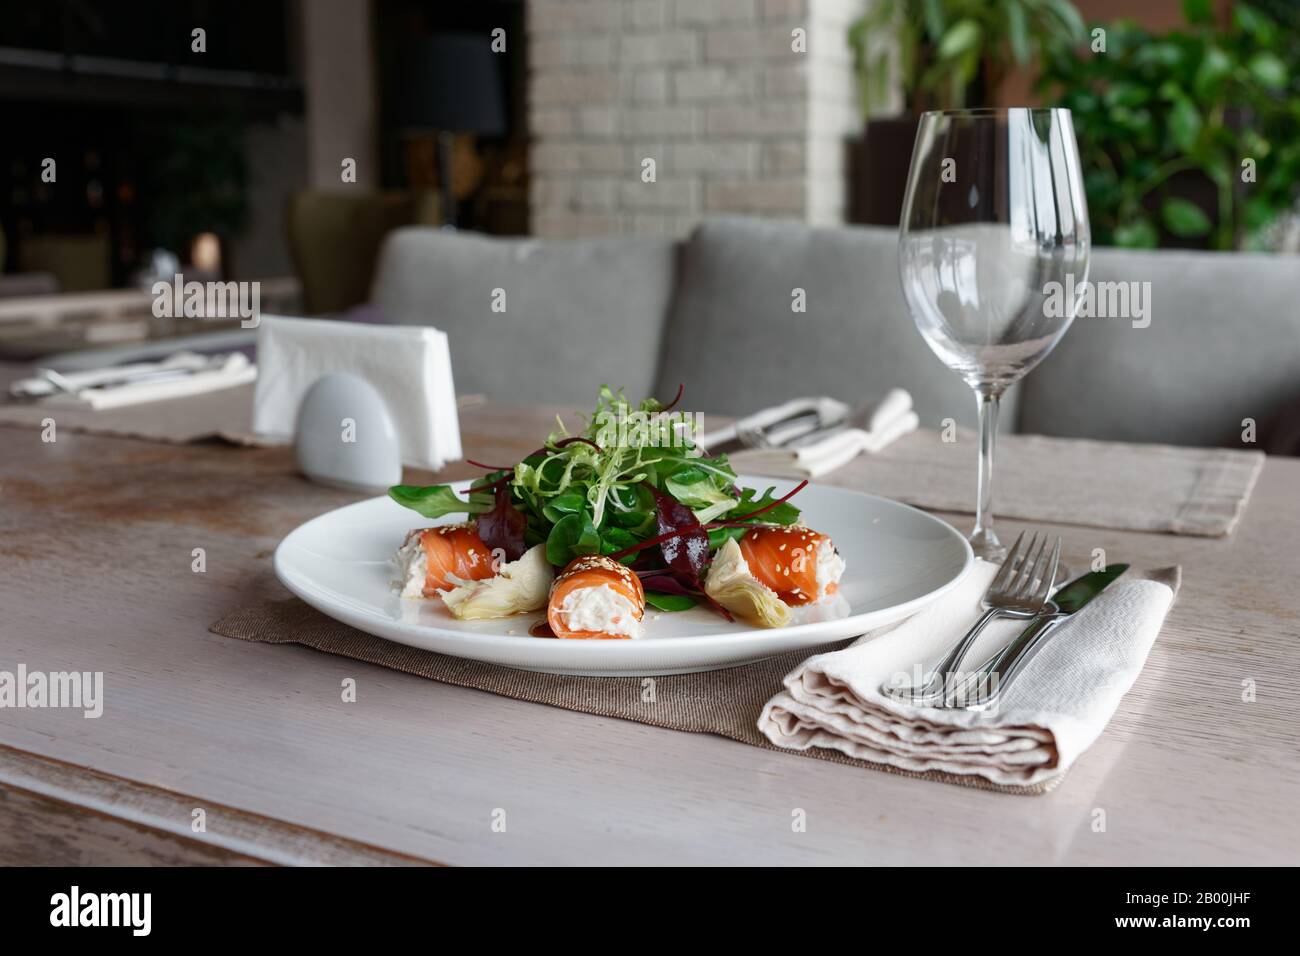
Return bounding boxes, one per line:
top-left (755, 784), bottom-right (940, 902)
top-left (527, 0), bottom-right (870, 237)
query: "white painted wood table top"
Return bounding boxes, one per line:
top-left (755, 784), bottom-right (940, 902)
top-left (1, 402), bottom-right (1297, 865)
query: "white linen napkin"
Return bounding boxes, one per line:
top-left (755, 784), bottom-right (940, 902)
top-left (252, 315), bottom-right (460, 471)
top-left (724, 389), bottom-right (919, 479)
top-left (16, 352), bottom-right (256, 410)
top-left (758, 560), bottom-right (1180, 790)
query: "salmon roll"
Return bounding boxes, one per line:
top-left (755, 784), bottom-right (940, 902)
top-left (705, 525), bottom-right (844, 628)
top-left (738, 525), bottom-right (843, 605)
top-left (547, 555), bottom-right (646, 640)
top-left (394, 523), bottom-right (497, 598)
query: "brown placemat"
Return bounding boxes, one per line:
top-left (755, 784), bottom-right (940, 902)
top-left (812, 429), bottom-right (1264, 538)
top-left (211, 598), bottom-right (1060, 795)
top-left (0, 387), bottom-right (487, 446)
top-left (0, 383), bottom-right (259, 444)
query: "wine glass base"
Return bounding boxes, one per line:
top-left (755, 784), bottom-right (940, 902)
top-left (968, 528), bottom-right (1006, 563)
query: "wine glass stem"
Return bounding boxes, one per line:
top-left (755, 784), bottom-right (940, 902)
top-left (971, 387), bottom-right (1004, 560)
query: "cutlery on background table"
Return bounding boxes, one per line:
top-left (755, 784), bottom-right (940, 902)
top-left (700, 396), bottom-right (850, 455)
top-left (716, 391), bottom-right (919, 482)
top-left (6, 351), bottom-right (234, 402)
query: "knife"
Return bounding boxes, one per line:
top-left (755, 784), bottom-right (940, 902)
top-left (700, 397), bottom-right (849, 455)
top-left (949, 563), bottom-right (1129, 710)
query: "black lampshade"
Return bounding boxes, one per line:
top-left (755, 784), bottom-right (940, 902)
top-left (397, 32), bottom-right (506, 136)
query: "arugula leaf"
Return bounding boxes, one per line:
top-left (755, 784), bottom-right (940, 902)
top-left (725, 486), bottom-right (800, 525)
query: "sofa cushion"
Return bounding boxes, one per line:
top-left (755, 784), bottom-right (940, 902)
top-left (653, 218), bottom-right (1003, 429)
top-left (1017, 245), bottom-right (1300, 448)
top-left (372, 228), bottom-right (679, 405)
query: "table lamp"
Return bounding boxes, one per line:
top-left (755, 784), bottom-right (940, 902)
top-left (397, 33), bottom-right (507, 229)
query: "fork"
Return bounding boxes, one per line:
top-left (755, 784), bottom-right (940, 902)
top-left (736, 411), bottom-right (822, 450)
top-left (882, 531), bottom-right (1061, 706)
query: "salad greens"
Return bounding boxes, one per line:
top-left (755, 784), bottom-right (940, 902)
top-left (388, 386), bottom-right (804, 611)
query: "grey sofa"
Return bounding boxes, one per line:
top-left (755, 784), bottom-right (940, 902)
top-left (372, 217), bottom-right (1300, 449)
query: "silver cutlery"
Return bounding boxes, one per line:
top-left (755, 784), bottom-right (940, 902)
top-left (723, 400), bottom-right (848, 452)
top-left (7, 353), bottom-right (224, 401)
top-left (884, 531), bottom-right (1061, 705)
top-left (949, 563), bottom-right (1129, 710)
top-left (742, 390), bottom-right (910, 452)
top-left (736, 410), bottom-right (822, 450)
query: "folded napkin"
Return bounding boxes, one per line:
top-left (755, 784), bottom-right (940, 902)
top-left (252, 315), bottom-right (460, 470)
top-left (758, 560), bottom-right (1180, 790)
top-left (734, 389), bottom-right (919, 479)
top-left (10, 352), bottom-right (255, 410)
top-left (700, 390), bottom-right (919, 479)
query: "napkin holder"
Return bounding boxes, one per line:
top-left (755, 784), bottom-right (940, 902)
top-left (252, 315), bottom-right (462, 473)
top-left (294, 374), bottom-right (401, 493)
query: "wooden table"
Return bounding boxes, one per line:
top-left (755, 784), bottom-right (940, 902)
top-left (2, 401), bottom-right (1298, 865)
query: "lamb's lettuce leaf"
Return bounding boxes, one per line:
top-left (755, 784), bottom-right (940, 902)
top-left (388, 483), bottom-right (488, 519)
top-left (645, 592), bottom-right (697, 612)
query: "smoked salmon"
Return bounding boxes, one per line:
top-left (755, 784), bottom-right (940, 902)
top-left (396, 524), bottom-right (497, 598)
top-left (737, 525), bottom-right (841, 606)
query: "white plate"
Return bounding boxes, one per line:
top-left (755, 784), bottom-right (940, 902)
top-left (274, 478), bottom-right (973, 676)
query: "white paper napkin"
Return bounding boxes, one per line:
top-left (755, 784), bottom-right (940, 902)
top-left (17, 352), bottom-right (256, 410)
top-left (252, 315), bottom-right (460, 471)
top-left (725, 389), bottom-right (919, 479)
top-left (758, 560), bottom-right (1180, 790)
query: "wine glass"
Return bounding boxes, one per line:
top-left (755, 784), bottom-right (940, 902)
top-left (899, 108), bottom-right (1090, 560)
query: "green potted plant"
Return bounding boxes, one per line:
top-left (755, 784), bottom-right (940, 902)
top-left (847, 0), bottom-right (1086, 224)
top-left (1037, 0), bottom-right (1300, 250)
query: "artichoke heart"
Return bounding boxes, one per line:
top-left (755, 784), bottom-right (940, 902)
top-left (704, 537), bottom-right (791, 628)
top-left (439, 544), bottom-right (554, 620)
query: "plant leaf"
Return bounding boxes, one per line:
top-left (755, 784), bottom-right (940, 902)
top-left (1168, 98), bottom-right (1202, 152)
top-left (1182, 0), bottom-right (1212, 25)
top-left (388, 484), bottom-right (485, 520)
top-left (1234, 3), bottom-right (1275, 42)
top-left (1193, 45), bottom-right (1232, 98)
top-left (1005, 0), bottom-right (1030, 64)
top-left (544, 513), bottom-right (601, 567)
top-left (1161, 198), bottom-right (1212, 237)
top-left (936, 19), bottom-right (981, 61)
top-left (1040, 0), bottom-right (1087, 42)
top-left (1113, 219), bottom-right (1159, 249)
top-left (921, 0), bottom-right (946, 41)
top-left (477, 482), bottom-right (528, 561)
top-left (726, 486), bottom-right (801, 525)
top-left (1248, 52), bottom-right (1287, 91)
top-left (649, 485), bottom-right (710, 588)
top-left (665, 471), bottom-right (735, 524)
top-left (645, 592), bottom-right (697, 612)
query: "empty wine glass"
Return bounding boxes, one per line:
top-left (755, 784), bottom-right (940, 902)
top-left (899, 108), bottom-right (1090, 560)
